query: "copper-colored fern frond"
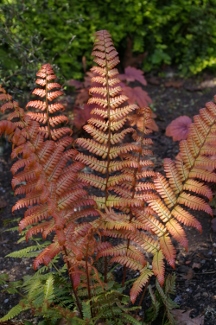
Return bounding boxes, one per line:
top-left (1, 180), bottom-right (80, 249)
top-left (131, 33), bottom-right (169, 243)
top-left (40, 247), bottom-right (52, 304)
top-left (0, 85), bottom-right (98, 280)
top-left (0, 85), bottom-right (29, 143)
top-left (147, 97), bottom-right (216, 263)
top-left (77, 34), bottom-right (163, 294)
top-left (14, 135), bottom-right (97, 271)
top-left (76, 30), bottom-right (138, 196)
top-left (75, 32), bottom-right (164, 293)
top-left (104, 105), bottom-right (171, 289)
top-left (130, 266), bottom-right (153, 304)
top-left (33, 240), bottom-right (61, 269)
top-left (26, 64), bottom-right (72, 141)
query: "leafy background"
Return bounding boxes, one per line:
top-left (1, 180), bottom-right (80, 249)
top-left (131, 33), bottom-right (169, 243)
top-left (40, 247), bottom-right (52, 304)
top-left (1, 0), bottom-right (216, 91)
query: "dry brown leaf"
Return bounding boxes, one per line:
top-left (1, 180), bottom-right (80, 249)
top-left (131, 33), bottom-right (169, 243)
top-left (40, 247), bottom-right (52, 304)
top-left (119, 66), bottom-right (147, 85)
top-left (183, 267), bottom-right (194, 280)
top-left (0, 198), bottom-right (7, 208)
top-left (164, 80), bottom-right (183, 88)
top-left (165, 115), bottom-right (192, 141)
top-left (172, 309), bottom-right (204, 325)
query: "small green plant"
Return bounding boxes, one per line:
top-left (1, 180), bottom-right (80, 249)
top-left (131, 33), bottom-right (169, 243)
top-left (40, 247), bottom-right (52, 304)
top-left (1, 29), bottom-right (216, 324)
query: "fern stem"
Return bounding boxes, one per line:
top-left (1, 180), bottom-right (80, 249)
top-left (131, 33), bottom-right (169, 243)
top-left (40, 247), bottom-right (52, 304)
top-left (137, 278), bottom-right (149, 308)
top-left (102, 37), bottom-right (114, 284)
top-left (122, 132), bottom-right (142, 287)
top-left (103, 254), bottom-right (108, 283)
top-left (85, 248), bottom-right (94, 318)
top-left (45, 75), bottom-right (51, 140)
top-left (63, 247), bottom-right (83, 318)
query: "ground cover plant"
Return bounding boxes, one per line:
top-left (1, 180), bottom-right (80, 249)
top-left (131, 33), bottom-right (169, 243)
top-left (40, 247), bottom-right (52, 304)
top-left (0, 30), bottom-right (216, 324)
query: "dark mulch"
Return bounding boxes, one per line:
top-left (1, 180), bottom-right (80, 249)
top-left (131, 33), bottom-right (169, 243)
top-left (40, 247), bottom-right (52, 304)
top-left (0, 70), bottom-right (216, 324)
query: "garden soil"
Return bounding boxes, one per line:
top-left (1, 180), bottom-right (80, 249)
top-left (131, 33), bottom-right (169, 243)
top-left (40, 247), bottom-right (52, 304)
top-left (0, 70), bottom-right (216, 324)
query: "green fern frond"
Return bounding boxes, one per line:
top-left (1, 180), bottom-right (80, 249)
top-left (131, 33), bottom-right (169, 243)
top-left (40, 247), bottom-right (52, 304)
top-left (0, 303), bottom-right (28, 321)
top-left (155, 278), bottom-right (178, 325)
top-left (0, 273), bottom-right (9, 285)
top-left (81, 301), bottom-right (92, 321)
top-left (44, 274), bottom-right (55, 304)
top-left (146, 285), bottom-right (160, 323)
top-left (122, 313), bottom-right (142, 325)
top-left (165, 274), bottom-right (176, 295)
top-left (6, 243), bottom-right (49, 258)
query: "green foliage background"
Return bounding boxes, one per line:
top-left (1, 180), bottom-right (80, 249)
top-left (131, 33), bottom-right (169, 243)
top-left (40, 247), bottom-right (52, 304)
top-left (1, 0), bottom-right (216, 87)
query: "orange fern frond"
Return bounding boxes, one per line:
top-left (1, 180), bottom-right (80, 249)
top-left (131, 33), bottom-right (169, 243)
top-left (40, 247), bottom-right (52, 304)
top-left (33, 241), bottom-right (61, 269)
top-left (152, 250), bottom-right (165, 285)
top-left (26, 220), bottom-right (55, 241)
top-left (178, 191), bottom-right (212, 214)
top-left (110, 256), bottom-right (144, 271)
top-left (0, 120), bottom-right (16, 140)
top-left (166, 219), bottom-right (188, 248)
top-left (145, 98), bottom-right (216, 265)
top-left (130, 267), bottom-right (153, 304)
top-left (98, 242), bottom-right (145, 265)
top-left (172, 205), bottom-right (202, 231)
top-left (76, 38), bottom-right (160, 291)
top-left (0, 85), bottom-right (98, 275)
top-left (26, 63), bottom-right (71, 141)
top-left (159, 235), bottom-right (176, 268)
top-left (0, 86), bottom-right (29, 144)
top-left (19, 205), bottom-right (50, 231)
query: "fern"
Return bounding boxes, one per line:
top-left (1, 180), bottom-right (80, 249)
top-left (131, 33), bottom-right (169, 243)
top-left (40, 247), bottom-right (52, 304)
top-left (81, 301), bottom-right (92, 321)
top-left (147, 99), bottom-right (216, 265)
top-left (155, 277), bottom-right (178, 325)
top-left (75, 31), bottom-right (163, 299)
top-left (144, 275), bottom-right (178, 325)
top-left (26, 63), bottom-right (72, 141)
top-left (0, 304), bottom-right (28, 322)
top-left (1, 29), bottom-right (216, 325)
top-left (6, 242), bottom-right (50, 258)
top-left (44, 274), bottom-right (55, 305)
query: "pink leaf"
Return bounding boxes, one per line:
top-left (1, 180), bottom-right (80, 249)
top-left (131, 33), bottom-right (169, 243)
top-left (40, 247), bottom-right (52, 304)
top-left (67, 79), bottom-right (83, 89)
top-left (84, 71), bottom-right (97, 88)
top-left (119, 66), bottom-right (147, 86)
top-left (122, 86), bottom-right (152, 108)
top-left (75, 88), bottom-right (89, 106)
top-left (73, 104), bottom-right (92, 129)
top-left (166, 116), bottom-right (192, 141)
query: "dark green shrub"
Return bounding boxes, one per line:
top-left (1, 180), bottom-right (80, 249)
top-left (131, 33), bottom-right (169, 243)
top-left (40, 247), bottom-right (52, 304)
top-left (1, 0), bottom-right (216, 89)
